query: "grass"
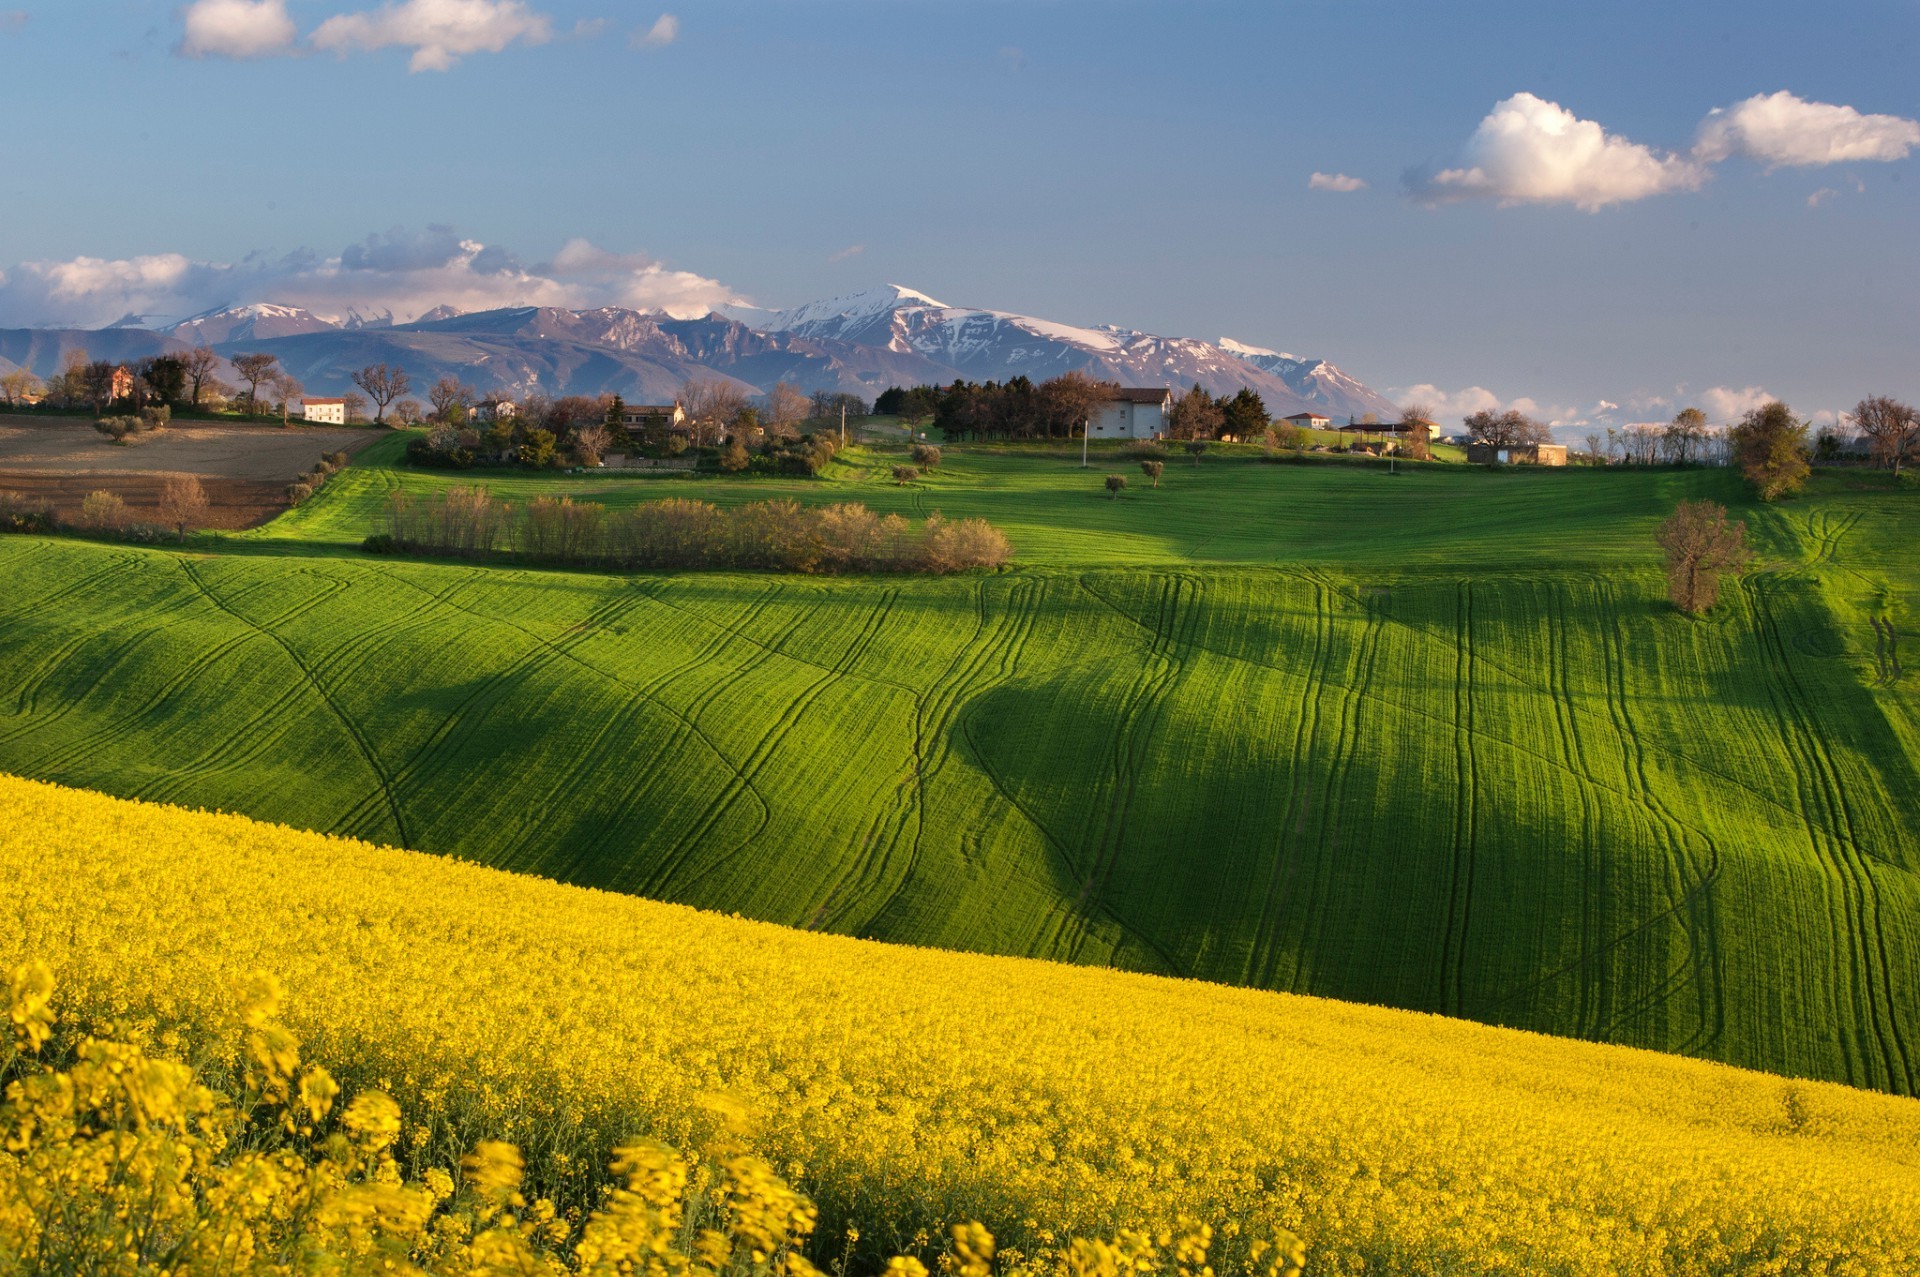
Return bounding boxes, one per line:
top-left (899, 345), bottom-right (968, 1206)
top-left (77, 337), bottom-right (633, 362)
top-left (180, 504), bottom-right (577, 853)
top-left (2, 440), bottom-right (1918, 1094)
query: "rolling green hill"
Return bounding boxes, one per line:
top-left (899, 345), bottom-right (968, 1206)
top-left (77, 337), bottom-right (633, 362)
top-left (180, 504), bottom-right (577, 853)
top-left (1, 443), bottom-right (1916, 1093)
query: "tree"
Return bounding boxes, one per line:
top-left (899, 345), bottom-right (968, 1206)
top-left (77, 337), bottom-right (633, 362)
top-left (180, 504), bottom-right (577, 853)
top-left (1730, 401), bottom-right (1811, 501)
top-left (1657, 500), bottom-right (1752, 615)
top-left (1463, 408), bottom-right (1548, 448)
top-left (891, 465), bottom-right (919, 485)
top-left (83, 361), bottom-right (118, 415)
top-left (910, 444), bottom-right (942, 469)
top-left (270, 372), bottom-right (303, 426)
top-left (1220, 387), bottom-right (1268, 440)
top-left (230, 354), bottom-right (279, 415)
top-left (181, 347), bottom-right (221, 406)
top-left (341, 392), bottom-right (369, 425)
top-left (137, 355), bottom-right (186, 407)
top-left (681, 377), bottom-right (749, 447)
top-left (351, 363), bottom-right (411, 423)
top-left (1, 369), bottom-right (41, 407)
top-left (517, 428), bottom-right (557, 468)
top-left (158, 474), bottom-right (210, 539)
top-left (765, 382), bottom-right (809, 439)
top-left (1853, 394), bottom-right (1919, 477)
top-left (1661, 407), bottom-right (1708, 466)
top-left (1185, 439), bottom-right (1209, 466)
top-left (720, 437), bottom-right (752, 472)
top-left (572, 424), bottom-right (612, 466)
top-left (1169, 384), bottom-right (1224, 441)
top-left (392, 399), bottom-right (424, 426)
top-left (1105, 473), bottom-right (1128, 498)
top-left (1036, 371), bottom-right (1108, 440)
top-left (1140, 459), bottom-right (1165, 488)
top-left (1398, 404), bottom-right (1436, 461)
top-left (428, 376), bottom-right (475, 424)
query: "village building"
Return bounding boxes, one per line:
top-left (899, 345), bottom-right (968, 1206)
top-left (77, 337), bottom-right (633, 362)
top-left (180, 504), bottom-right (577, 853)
top-left (1088, 387), bottom-right (1171, 440)
top-left (621, 401), bottom-right (689, 432)
top-left (475, 399), bottom-right (517, 422)
top-left (1466, 441), bottom-right (1568, 467)
top-left (110, 366), bottom-right (136, 402)
top-left (300, 397), bottom-right (348, 426)
top-left (1282, 411), bottom-right (1333, 430)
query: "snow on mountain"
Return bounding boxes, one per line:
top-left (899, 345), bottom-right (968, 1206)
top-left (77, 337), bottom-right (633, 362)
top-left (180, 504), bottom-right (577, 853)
top-left (1218, 337), bottom-right (1295, 361)
top-left (164, 303), bottom-right (342, 345)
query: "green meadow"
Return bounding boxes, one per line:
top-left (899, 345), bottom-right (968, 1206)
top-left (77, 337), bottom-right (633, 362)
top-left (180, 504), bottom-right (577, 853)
top-left (2, 437), bottom-right (1916, 1093)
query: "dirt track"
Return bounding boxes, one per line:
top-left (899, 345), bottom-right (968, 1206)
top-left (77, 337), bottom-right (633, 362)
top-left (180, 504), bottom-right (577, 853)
top-left (0, 418), bottom-right (383, 530)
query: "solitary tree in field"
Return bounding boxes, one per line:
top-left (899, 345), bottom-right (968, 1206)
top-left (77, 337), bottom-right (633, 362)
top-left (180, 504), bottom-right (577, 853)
top-left (352, 363), bottom-right (411, 423)
top-left (158, 474), bottom-right (210, 540)
top-left (910, 444), bottom-right (942, 469)
top-left (1185, 439), bottom-right (1209, 466)
top-left (1853, 394), bottom-right (1919, 477)
top-left (1657, 500), bottom-right (1752, 615)
top-left (181, 346), bottom-right (221, 406)
top-left (1730, 401), bottom-right (1810, 501)
top-left (1105, 473), bottom-right (1127, 498)
top-left (1140, 459), bottom-right (1164, 488)
top-left (230, 354), bottom-right (279, 416)
top-left (892, 465), bottom-right (919, 486)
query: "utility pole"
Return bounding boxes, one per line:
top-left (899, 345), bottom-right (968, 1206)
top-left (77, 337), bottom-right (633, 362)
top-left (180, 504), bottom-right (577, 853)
top-left (840, 404), bottom-right (846, 449)
top-left (1082, 418), bottom-right (1090, 468)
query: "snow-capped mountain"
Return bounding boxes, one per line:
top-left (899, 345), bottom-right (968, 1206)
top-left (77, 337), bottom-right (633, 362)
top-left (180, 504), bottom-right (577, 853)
top-left (757, 285), bottom-right (1399, 419)
top-left (163, 303), bottom-right (343, 345)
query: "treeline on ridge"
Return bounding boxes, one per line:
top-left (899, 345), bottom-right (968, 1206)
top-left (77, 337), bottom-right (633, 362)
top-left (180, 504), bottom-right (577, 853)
top-left (370, 487), bottom-right (1013, 574)
top-left (876, 374), bottom-right (1274, 442)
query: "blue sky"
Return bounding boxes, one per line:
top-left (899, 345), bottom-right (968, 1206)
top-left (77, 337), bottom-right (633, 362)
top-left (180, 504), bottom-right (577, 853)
top-left (2, 0), bottom-right (1916, 429)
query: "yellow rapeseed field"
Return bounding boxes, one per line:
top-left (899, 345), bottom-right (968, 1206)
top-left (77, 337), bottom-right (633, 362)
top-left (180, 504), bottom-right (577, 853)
top-left (4, 772), bottom-right (1920, 1275)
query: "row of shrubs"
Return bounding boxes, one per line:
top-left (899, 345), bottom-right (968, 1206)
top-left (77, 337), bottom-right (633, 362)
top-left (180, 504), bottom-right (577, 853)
top-left (288, 451), bottom-right (351, 506)
top-left (93, 406), bottom-right (171, 442)
top-left (366, 487), bottom-right (1013, 574)
top-left (0, 479), bottom-right (208, 544)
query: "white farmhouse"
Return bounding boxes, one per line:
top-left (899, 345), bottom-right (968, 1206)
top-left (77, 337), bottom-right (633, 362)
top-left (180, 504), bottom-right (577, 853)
top-left (1282, 411), bottom-right (1332, 430)
top-left (301, 397), bottom-right (347, 426)
top-left (1088, 387), bottom-right (1171, 440)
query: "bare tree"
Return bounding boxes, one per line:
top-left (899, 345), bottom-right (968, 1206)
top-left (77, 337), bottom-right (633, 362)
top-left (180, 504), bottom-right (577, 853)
top-left (1037, 371), bottom-right (1109, 440)
top-left (1658, 500), bottom-right (1752, 614)
top-left (181, 347), bottom-right (221, 406)
top-left (1463, 408), bottom-right (1548, 448)
top-left (572, 423), bottom-right (612, 466)
top-left (765, 381), bottom-right (810, 439)
top-left (341, 392), bottom-right (369, 424)
top-left (681, 377), bottom-right (749, 447)
top-left (351, 363), bottom-right (411, 423)
top-left (1583, 431), bottom-right (1604, 463)
top-left (83, 361), bottom-right (118, 415)
top-left (1399, 403), bottom-right (1436, 461)
top-left (0, 369), bottom-right (40, 408)
top-left (270, 372), bottom-right (304, 426)
top-left (158, 474), bottom-right (210, 539)
top-left (393, 399), bottom-right (424, 426)
top-left (1661, 407), bottom-right (1708, 465)
top-left (1854, 394), bottom-right (1919, 477)
top-left (427, 376), bottom-right (476, 423)
top-left (229, 353), bottom-right (279, 415)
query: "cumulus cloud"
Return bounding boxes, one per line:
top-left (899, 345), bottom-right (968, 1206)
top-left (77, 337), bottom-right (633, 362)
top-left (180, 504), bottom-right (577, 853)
top-left (0, 229), bottom-right (743, 329)
top-left (1695, 91), bottom-right (1920, 168)
top-left (179, 0), bottom-right (298, 59)
top-left (312, 0), bottom-right (552, 71)
top-left (1308, 172), bottom-right (1367, 192)
top-left (1409, 92), bottom-right (1707, 211)
top-left (632, 13), bottom-right (677, 49)
top-left (1698, 385), bottom-right (1776, 423)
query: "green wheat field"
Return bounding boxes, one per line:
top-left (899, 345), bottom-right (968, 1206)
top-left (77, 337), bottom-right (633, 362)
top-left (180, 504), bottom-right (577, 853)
top-left (2, 436), bottom-right (1916, 1093)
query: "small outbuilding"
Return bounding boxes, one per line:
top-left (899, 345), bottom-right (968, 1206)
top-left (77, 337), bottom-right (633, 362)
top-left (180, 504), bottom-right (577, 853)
top-left (1466, 441), bottom-right (1567, 466)
top-left (300, 397), bottom-right (347, 426)
top-left (1089, 387), bottom-right (1172, 440)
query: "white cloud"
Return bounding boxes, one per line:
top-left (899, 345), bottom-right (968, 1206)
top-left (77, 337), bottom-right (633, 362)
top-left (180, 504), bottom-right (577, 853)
top-left (1390, 383), bottom-right (1505, 421)
top-left (1410, 92), bottom-right (1707, 211)
top-left (1695, 91), bottom-right (1920, 168)
top-left (632, 13), bottom-right (677, 49)
top-left (1308, 172), bottom-right (1367, 193)
top-left (1698, 385), bottom-right (1775, 423)
top-left (827, 244), bottom-right (865, 263)
top-left (0, 229), bottom-right (743, 329)
top-left (312, 0), bottom-right (552, 72)
top-left (179, 0), bottom-right (297, 59)
top-left (1807, 187), bottom-right (1840, 207)
top-left (1593, 399), bottom-right (1619, 414)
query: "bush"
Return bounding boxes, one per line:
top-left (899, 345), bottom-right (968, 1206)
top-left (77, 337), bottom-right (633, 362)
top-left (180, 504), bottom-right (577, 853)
top-left (1121, 441), bottom-right (1167, 461)
top-left (892, 466), bottom-right (919, 486)
top-left (92, 417), bottom-right (136, 443)
top-left (910, 444), bottom-right (942, 469)
top-left (324, 450), bottom-right (351, 468)
top-left (0, 490), bottom-right (54, 533)
top-left (361, 532), bottom-right (401, 555)
top-left (286, 482), bottom-right (315, 506)
top-left (1105, 474), bottom-right (1127, 498)
top-left (76, 490), bottom-right (129, 531)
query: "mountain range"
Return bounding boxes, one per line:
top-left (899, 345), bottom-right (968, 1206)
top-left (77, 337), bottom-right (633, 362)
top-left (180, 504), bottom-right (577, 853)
top-left (0, 287), bottom-right (1401, 420)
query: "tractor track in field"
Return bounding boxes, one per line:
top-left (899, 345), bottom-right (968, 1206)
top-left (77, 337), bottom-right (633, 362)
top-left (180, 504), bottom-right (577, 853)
top-left (10, 568), bottom-right (348, 776)
top-left (336, 585), bottom-right (667, 842)
top-left (1870, 615), bottom-right (1902, 684)
top-left (137, 573), bottom-right (479, 808)
top-left (813, 576), bottom-right (1037, 936)
top-left (1440, 581), bottom-right (1478, 1017)
top-left (177, 559), bottom-right (411, 848)
top-left (1060, 573), bottom-right (1203, 966)
top-left (649, 588), bottom-right (903, 899)
top-left (1248, 579), bottom-right (1333, 991)
top-left (1746, 573), bottom-right (1914, 1093)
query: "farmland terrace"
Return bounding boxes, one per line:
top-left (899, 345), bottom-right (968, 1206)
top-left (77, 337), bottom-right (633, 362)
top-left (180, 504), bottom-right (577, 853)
top-left (1, 435), bottom-right (1916, 1095)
